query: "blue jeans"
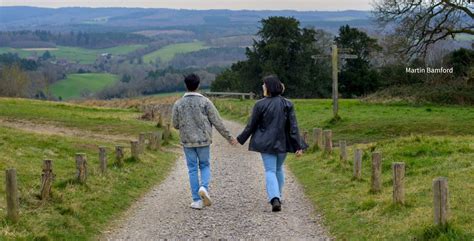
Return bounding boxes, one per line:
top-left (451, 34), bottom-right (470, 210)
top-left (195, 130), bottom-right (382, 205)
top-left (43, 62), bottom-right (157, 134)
top-left (261, 152), bottom-right (287, 202)
top-left (183, 146), bottom-right (211, 201)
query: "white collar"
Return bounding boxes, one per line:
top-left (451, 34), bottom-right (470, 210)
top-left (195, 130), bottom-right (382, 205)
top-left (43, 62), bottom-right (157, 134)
top-left (183, 92), bottom-right (204, 97)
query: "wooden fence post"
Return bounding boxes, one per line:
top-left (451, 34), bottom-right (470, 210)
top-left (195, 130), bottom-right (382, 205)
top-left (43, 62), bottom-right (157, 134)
top-left (131, 141), bottom-right (140, 161)
top-left (339, 140), bottom-right (347, 161)
top-left (302, 131), bottom-right (308, 143)
top-left (433, 177), bottom-right (449, 226)
top-left (40, 160), bottom-right (54, 200)
top-left (138, 133), bottom-right (146, 153)
top-left (392, 162), bottom-right (405, 204)
top-left (146, 132), bottom-right (153, 150)
top-left (324, 130), bottom-right (333, 153)
top-left (371, 152), bottom-right (382, 193)
top-left (155, 131), bottom-right (163, 150)
top-left (164, 123), bottom-right (171, 140)
top-left (156, 113), bottom-right (163, 128)
top-left (99, 147), bottom-right (107, 174)
top-left (353, 149), bottom-right (362, 179)
top-left (313, 128), bottom-right (323, 150)
top-left (331, 44), bottom-right (339, 119)
top-left (148, 132), bottom-right (157, 151)
top-left (75, 153), bottom-right (87, 183)
top-left (5, 168), bottom-right (19, 223)
top-left (115, 146), bottom-right (124, 167)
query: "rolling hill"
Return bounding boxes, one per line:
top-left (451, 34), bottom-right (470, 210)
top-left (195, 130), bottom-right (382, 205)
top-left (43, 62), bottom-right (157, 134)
top-left (50, 73), bottom-right (119, 100)
top-left (0, 44), bottom-right (146, 64)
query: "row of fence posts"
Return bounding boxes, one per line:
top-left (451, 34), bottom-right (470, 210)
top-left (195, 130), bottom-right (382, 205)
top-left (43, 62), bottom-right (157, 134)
top-left (302, 128), bottom-right (449, 227)
top-left (218, 101), bottom-right (450, 228)
top-left (4, 124), bottom-right (171, 223)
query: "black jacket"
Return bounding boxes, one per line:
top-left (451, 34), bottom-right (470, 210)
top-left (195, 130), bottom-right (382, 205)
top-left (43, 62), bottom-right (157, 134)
top-left (237, 96), bottom-right (308, 154)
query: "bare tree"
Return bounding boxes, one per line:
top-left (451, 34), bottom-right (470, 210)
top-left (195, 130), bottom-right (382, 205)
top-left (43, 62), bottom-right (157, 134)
top-left (0, 65), bottom-right (29, 97)
top-left (373, 0), bottom-right (473, 57)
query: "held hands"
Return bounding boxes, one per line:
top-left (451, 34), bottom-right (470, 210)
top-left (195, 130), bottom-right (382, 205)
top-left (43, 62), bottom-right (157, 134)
top-left (229, 137), bottom-right (239, 146)
top-left (295, 149), bottom-right (303, 157)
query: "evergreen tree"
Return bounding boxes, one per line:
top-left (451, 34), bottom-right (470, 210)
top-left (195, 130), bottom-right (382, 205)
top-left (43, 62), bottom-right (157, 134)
top-left (335, 25), bottom-right (381, 97)
top-left (212, 16), bottom-right (331, 98)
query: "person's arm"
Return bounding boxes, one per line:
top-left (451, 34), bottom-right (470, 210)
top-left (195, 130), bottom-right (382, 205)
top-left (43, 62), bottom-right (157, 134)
top-left (236, 104), bottom-right (260, 145)
top-left (206, 100), bottom-right (233, 141)
top-left (287, 103), bottom-right (308, 151)
top-left (171, 103), bottom-right (179, 130)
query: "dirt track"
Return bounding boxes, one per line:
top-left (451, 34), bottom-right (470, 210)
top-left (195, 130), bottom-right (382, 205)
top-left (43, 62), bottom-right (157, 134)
top-left (104, 120), bottom-right (330, 240)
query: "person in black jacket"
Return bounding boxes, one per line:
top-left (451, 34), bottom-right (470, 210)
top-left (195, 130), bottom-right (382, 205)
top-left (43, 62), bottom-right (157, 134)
top-left (237, 75), bottom-right (308, 212)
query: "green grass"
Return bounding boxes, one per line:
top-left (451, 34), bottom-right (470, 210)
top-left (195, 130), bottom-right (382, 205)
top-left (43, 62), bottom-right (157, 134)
top-left (0, 98), bottom-right (176, 240)
top-left (0, 98), bottom-right (158, 137)
top-left (0, 45), bottom-right (146, 64)
top-left (143, 41), bottom-right (208, 63)
top-left (0, 126), bottom-right (175, 240)
top-left (149, 91), bottom-right (184, 97)
top-left (287, 135), bottom-right (474, 240)
top-left (50, 73), bottom-right (118, 100)
top-left (215, 98), bottom-right (474, 240)
top-left (214, 99), bottom-right (474, 144)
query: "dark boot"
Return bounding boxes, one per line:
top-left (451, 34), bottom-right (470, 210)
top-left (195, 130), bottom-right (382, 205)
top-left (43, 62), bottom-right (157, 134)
top-left (270, 197), bottom-right (281, 212)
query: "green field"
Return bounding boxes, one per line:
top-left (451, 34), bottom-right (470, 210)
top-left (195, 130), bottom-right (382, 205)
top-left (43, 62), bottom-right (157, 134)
top-left (0, 98), bottom-right (157, 136)
top-left (0, 98), bottom-right (176, 240)
top-left (50, 73), bottom-right (118, 100)
top-left (214, 99), bottom-right (474, 143)
top-left (216, 98), bottom-right (474, 240)
top-left (0, 44), bottom-right (146, 64)
top-left (143, 41), bottom-right (208, 63)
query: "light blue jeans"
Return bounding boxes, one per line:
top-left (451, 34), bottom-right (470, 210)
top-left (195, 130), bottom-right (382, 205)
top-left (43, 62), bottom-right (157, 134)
top-left (261, 152), bottom-right (287, 202)
top-left (183, 146), bottom-right (211, 201)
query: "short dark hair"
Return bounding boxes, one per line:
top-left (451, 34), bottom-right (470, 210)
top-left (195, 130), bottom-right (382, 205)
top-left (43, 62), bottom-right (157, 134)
top-left (184, 74), bottom-right (200, 91)
top-left (263, 75), bottom-right (283, 97)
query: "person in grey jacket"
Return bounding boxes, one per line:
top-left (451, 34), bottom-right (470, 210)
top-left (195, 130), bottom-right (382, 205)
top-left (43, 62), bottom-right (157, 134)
top-left (172, 74), bottom-right (238, 209)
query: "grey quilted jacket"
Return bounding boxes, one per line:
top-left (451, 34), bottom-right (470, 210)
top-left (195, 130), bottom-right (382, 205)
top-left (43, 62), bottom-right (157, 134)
top-left (172, 92), bottom-right (233, 147)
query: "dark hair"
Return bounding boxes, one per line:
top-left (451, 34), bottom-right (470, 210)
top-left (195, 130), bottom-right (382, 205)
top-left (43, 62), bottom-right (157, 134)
top-left (263, 75), bottom-right (283, 97)
top-left (184, 74), bottom-right (200, 91)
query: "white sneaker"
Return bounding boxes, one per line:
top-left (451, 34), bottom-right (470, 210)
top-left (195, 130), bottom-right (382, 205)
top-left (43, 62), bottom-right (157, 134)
top-left (198, 187), bottom-right (212, 206)
top-left (190, 200), bottom-right (203, 209)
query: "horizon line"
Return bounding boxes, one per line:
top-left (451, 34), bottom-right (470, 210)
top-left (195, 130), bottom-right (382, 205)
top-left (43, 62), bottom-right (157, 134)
top-left (0, 5), bottom-right (372, 12)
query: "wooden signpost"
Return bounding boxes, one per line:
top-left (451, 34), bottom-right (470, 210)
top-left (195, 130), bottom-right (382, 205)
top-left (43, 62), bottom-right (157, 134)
top-left (312, 44), bottom-right (358, 119)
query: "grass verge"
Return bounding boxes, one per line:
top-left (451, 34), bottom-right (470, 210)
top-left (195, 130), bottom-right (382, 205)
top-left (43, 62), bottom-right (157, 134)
top-left (0, 98), bottom-right (158, 137)
top-left (0, 125), bottom-right (175, 240)
top-left (287, 135), bottom-right (473, 240)
top-left (215, 98), bottom-right (474, 240)
top-left (213, 98), bottom-right (474, 144)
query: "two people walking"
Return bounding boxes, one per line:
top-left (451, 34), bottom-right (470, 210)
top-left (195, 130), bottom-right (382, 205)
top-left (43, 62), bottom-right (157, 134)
top-left (172, 74), bottom-right (307, 212)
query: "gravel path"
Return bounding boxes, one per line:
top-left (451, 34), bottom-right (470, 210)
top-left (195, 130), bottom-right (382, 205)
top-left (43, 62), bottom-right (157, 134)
top-left (104, 120), bottom-right (330, 240)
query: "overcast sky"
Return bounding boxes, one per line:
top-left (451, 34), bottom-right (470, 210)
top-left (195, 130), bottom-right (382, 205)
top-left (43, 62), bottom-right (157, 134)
top-left (1, 0), bottom-right (372, 11)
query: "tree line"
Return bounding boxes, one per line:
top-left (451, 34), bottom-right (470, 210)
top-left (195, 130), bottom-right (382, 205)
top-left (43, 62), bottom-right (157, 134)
top-left (0, 53), bottom-right (66, 99)
top-left (0, 30), bottom-right (150, 49)
top-left (211, 16), bottom-right (473, 101)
